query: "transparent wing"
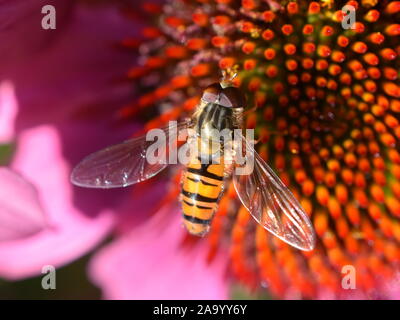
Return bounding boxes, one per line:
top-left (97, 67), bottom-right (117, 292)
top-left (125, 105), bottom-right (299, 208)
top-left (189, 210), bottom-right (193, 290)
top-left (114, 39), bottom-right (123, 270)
top-left (71, 120), bottom-right (191, 188)
top-left (233, 133), bottom-right (316, 251)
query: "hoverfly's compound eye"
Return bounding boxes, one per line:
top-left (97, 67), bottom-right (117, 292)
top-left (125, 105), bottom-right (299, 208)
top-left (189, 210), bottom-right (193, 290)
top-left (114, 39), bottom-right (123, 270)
top-left (219, 86), bottom-right (246, 108)
top-left (201, 83), bottom-right (222, 103)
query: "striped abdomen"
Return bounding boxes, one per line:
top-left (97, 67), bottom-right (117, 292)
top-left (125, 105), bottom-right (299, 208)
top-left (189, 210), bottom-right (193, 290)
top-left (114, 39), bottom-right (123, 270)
top-left (181, 156), bottom-right (225, 236)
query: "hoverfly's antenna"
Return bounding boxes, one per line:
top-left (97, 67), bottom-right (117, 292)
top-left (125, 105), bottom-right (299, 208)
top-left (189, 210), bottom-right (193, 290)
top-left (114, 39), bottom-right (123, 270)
top-left (220, 66), bottom-right (239, 88)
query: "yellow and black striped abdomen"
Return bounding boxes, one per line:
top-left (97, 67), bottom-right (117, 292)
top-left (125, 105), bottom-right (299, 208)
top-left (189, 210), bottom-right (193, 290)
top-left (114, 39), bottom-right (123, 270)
top-left (181, 156), bottom-right (225, 236)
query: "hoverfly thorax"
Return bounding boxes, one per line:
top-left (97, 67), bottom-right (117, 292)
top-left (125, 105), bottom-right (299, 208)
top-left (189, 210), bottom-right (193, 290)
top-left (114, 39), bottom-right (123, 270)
top-left (194, 83), bottom-right (246, 142)
top-left (189, 83), bottom-right (246, 165)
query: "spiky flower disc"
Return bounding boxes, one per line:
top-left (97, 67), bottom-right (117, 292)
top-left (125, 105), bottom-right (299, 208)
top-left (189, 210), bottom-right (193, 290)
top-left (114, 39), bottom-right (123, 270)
top-left (122, 0), bottom-right (400, 298)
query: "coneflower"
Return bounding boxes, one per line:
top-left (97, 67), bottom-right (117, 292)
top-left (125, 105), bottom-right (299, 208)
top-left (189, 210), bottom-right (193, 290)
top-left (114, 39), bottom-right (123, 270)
top-left (120, 0), bottom-right (400, 299)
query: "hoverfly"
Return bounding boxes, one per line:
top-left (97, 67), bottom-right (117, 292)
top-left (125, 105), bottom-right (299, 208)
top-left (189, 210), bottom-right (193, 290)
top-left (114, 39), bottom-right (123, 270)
top-left (71, 82), bottom-right (316, 251)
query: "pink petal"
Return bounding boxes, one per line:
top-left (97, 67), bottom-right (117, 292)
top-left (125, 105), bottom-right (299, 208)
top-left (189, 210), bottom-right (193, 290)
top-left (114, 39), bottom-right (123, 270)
top-left (0, 126), bottom-right (114, 279)
top-left (0, 81), bottom-right (17, 143)
top-left (89, 208), bottom-right (229, 300)
top-left (383, 273), bottom-right (400, 299)
top-left (0, 3), bottom-right (141, 280)
top-left (0, 167), bottom-right (47, 241)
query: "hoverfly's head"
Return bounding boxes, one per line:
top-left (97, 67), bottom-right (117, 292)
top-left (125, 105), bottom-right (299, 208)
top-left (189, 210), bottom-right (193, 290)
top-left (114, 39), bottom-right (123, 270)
top-left (201, 83), bottom-right (246, 109)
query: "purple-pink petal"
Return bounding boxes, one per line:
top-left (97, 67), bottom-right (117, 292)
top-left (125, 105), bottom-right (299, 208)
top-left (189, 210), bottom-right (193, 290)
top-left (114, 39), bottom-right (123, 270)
top-left (0, 126), bottom-right (114, 280)
top-left (0, 0), bottom-right (72, 69)
top-left (0, 167), bottom-right (47, 242)
top-left (0, 3), bottom-right (140, 280)
top-left (89, 207), bottom-right (229, 300)
top-left (0, 81), bottom-right (17, 143)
